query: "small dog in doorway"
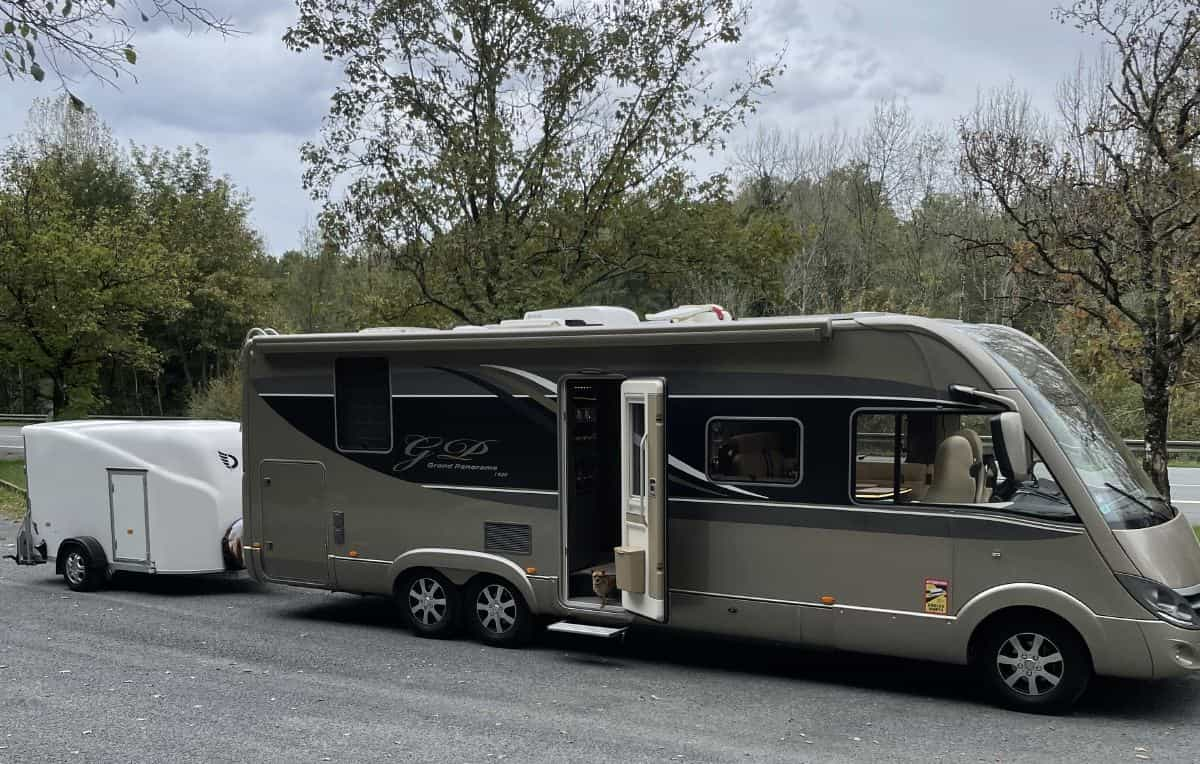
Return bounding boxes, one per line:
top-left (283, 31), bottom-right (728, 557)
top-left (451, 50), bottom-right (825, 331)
top-left (592, 568), bottom-right (617, 607)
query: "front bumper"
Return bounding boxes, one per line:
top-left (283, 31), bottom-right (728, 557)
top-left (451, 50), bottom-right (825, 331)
top-left (1138, 620), bottom-right (1200, 677)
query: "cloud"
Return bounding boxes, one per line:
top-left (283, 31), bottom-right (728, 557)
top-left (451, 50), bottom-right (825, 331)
top-left (0, 1), bottom-right (329, 253)
top-left (0, 0), bottom-right (1109, 254)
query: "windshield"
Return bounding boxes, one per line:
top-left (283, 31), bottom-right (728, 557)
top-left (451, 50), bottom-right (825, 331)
top-left (958, 324), bottom-right (1175, 529)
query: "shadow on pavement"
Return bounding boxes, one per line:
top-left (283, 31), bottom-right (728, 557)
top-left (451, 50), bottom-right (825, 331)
top-left (280, 591), bottom-right (401, 629)
top-left (283, 593), bottom-right (1199, 719)
top-left (27, 569), bottom-right (270, 597)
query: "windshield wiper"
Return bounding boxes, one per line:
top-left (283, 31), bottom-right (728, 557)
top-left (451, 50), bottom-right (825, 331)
top-left (1103, 482), bottom-right (1173, 515)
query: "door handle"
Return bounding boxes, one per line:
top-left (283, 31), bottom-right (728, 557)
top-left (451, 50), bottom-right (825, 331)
top-left (648, 477), bottom-right (657, 498)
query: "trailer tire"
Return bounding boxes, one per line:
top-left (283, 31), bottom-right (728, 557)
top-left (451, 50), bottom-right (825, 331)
top-left (464, 576), bottom-right (534, 648)
top-left (973, 611), bottom-right (1091, 714)
top-left (60, 542), bottom-right (105, 593)
top-left (396, 570), bottom-right (460, 638)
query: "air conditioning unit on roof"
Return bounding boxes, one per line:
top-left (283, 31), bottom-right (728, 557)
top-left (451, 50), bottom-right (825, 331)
top-left (645, 304), bottom-right (733, 324)
top-left (523, 306), bottom-right (640, 327)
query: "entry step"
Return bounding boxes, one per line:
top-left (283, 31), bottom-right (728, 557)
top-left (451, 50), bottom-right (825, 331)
top-left (547, 621), bottom-right (628, 639)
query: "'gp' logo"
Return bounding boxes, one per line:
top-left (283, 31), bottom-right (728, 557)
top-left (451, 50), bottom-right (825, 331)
top-left (218, 451), bottom-right (239, 470)
top-left (393, 435), bottom-right (497, 473)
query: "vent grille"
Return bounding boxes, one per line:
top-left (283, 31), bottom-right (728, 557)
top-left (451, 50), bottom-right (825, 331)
top-left (484, 522), bottom-right (532, 555)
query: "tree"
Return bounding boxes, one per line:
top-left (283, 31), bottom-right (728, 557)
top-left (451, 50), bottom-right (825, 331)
top-left (1, 1), bottom-right (233, 97)
top-left (286, 0), bottom-right (781, 325)
top-left (959, 0), bottom-right (1200, 498)
top-left (132, 144), bottom-right (271, 412)
top-left (0, 98), bottom-right (186, 416)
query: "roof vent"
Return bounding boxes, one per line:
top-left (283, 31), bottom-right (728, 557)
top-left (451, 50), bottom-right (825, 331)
top-left (357, 326), bottom-right (439, 334)
top-left (523, 306), bottom-right (640, 327)
top-left (645, 304), bottom-right (733, 324)
top-left (495, 318), bottom-right (567, 329)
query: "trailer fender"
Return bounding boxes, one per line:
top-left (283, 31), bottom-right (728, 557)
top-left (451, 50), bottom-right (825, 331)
top-left (389, 549), bottom-right (537, 611)
top-left (54, 537), bottom-right (108, 575)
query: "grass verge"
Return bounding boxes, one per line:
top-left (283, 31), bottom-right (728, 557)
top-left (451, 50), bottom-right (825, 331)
top-left (0, 460), bottom-right (27, 521)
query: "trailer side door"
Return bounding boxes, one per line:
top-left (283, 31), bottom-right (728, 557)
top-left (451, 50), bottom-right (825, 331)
top-left (108, 469), bottom-right (149, 565)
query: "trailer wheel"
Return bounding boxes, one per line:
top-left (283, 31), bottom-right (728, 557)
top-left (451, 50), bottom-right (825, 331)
top-left (973, 613), bottom-right (1091, 714)
top-left (397, 570), bottom-right (460, 638)
top-left (61, 545), bottom-right (103, 592)
top-left (464, 577), bottom-right (533, 648)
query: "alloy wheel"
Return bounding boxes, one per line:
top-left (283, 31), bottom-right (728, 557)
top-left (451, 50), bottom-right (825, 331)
top-left (64, 551), bottom-right (87, 587)
top-left (475, 583), bottom-right (517, 635)
top-left (995, 632), bottom-right (1065, 697)
top-left (407, 576), bottom-right (448, 626)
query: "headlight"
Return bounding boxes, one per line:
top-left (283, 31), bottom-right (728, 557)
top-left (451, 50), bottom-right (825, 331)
top-left (1116, 573), bottom-right (1200, 630)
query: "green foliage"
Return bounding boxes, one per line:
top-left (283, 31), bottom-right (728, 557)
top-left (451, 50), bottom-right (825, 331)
top-left (0, 97), bottom-right (270, 418)
top-left (132, 144), bottom-right (272, 412)
top-left (186, 367), bottom-right (241, 421)
top-left (0, 460), bottom-right (26, 520)
top-left (287, 0), bottom-right (781, 325)
top-left (0, 105), bottom-right (188, 417)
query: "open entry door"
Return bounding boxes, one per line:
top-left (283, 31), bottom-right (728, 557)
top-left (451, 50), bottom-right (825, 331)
top-left (617, 378), bottom-right (667, 622)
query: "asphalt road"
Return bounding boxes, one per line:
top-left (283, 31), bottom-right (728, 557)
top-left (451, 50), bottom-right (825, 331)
top-left (1, 521), bottom-right (1198, 763)
top-left (1169, 467), bottom-right (1200, 525)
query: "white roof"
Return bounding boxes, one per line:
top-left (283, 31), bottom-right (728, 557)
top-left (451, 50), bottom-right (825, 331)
top-left (24, 419), bottom-right (237, 436)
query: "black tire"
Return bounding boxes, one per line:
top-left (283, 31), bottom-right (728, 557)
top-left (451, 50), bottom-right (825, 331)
top-left (464, 577), bottom-right (534, 647)
top-left (61, 545), bottom-right (104, 592)
top-left (975, 616), bottom-right (1091, 714)
top-left (396, 570), bottom-right (460, 638)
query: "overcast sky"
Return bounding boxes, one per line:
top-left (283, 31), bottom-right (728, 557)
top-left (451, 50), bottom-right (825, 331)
top-left (0, 0), bottom-right (1103, 254)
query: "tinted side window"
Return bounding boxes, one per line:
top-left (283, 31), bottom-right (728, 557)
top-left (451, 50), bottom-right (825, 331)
top-left (707, 418), bottom-right (803, 485)
top-left (853, 412), bottom-right (935, 503)
top-left (335, 357), bottom-right (392, 453)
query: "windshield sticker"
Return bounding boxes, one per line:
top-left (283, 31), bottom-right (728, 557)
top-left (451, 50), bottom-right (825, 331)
top-left (924, 578), bottom-right (949, 615)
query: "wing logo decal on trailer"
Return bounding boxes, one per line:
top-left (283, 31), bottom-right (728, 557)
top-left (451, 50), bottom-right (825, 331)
top-left (217, 451), bottom-right (239, 470)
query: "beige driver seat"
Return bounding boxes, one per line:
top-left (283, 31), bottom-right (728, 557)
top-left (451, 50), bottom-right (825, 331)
top-left (923, 434), bottom-right (978, 504)
top-left (953, 428), bottom-right (986, 502)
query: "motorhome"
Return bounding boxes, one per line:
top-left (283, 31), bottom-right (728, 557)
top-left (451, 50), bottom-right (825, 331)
top-left (239, 306), bottom-right (1200, 712)
top-left (12, 420), bottom-right (244, 589)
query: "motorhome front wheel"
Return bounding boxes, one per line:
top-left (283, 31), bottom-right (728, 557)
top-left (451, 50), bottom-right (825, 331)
top-left (976, 616), bottom-right (1092, 714)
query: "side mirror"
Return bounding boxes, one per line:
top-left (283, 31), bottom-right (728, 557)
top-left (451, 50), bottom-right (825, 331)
top-left (990, 412), bottom-right (1030, 484)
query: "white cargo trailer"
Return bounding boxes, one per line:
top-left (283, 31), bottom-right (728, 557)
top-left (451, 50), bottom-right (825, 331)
top-left (9, 420), bottom-right (243, 591)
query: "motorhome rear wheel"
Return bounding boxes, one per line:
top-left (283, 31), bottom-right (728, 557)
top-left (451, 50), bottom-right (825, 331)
top-left (464, 577), bottom-right (534, 647)
top-left (397, 570), bottom-right (460, 638)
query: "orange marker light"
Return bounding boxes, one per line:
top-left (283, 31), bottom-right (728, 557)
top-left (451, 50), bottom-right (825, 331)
top-left (525, 567), bottom-right (538, 575)
top-left (820, 595), bottom-right (836, 605)
top-left (348, 550), bottom-right (360, 558)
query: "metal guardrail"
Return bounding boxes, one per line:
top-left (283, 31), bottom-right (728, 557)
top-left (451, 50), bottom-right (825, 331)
top-left (84, 415), bottom-right (191, 421)
top-left (0, 414), bottom-right (48, 423)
